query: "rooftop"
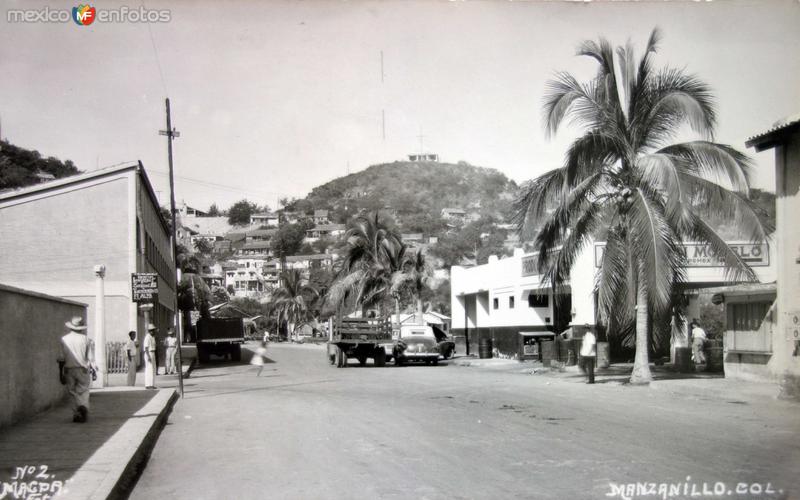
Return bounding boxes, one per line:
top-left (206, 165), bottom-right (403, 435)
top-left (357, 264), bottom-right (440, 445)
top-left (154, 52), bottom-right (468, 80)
top-left (746, 114), bottom-right (800, 152)
top-left (307, 223), bottom-right (346, 232)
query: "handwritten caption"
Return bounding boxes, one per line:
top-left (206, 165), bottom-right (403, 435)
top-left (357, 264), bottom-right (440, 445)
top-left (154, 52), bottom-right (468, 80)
top-left (1, 465), bottom-right (65, 499)
top-left (606, 477), bottom-right (784, 500)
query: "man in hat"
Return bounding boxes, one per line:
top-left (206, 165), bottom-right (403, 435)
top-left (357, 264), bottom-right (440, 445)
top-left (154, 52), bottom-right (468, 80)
top-left (164, 328), bottom-right (178, 375)
top-left (57, 316), bottom-right (95, 423)
top-left (143, 324), bottom-right (158, 389)
top-left (126, 331), bottom-right (139, 386)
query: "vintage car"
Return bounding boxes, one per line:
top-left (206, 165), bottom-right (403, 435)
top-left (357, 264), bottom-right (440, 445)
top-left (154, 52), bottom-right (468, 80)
top-left (393, 325), bottom-right (440, 365)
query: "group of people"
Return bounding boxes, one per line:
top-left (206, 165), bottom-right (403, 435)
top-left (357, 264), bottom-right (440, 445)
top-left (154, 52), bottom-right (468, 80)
top-left (57, 317), bottom-right (181, 423)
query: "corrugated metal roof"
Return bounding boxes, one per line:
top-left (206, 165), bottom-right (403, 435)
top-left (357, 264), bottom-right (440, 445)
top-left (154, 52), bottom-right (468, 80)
top-left (746, 114), bottom-right (800, 152)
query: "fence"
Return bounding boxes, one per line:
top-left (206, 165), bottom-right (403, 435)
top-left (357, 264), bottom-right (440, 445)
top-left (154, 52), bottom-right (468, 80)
top-left (105, 341), bottom-right (130, 374)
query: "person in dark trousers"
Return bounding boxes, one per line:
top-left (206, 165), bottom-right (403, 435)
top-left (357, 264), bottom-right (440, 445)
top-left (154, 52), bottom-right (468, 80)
top-left (580, 325), bottom-right (597, 384)
top-left (57, 317), bottom-right (95, 422)
top-left (126, 330), bottom-right (138, 386)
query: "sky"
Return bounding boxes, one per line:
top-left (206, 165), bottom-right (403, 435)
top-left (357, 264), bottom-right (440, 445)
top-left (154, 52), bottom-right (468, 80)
top-left (1, 0), bottom-right (798, 211)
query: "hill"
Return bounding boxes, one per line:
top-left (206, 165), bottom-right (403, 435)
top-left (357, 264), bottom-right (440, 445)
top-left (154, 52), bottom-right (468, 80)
top-left (0, 140), bottom-right (81, 191)
top-left (288, 160), bottom-right (518, 234)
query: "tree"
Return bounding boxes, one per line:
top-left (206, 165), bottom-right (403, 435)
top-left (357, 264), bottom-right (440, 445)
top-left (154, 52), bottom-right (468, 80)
top-left (326, 213), bottom-right (406, 316)
top-left (227, 199), bottom-right (259, 226)
top-left (207, 203), bottom-right (221, 216)
top-left (429, 216), bottom-right (510, 267)
top-left (194, 238), bottom-right (212, 255)
top-left (271, 269), bottom-right (319, 341)
top-left (0, 140), bottom-right (81, 190)
top-left (271, 222), bottom-right (310, 260)
top-left (210, 285), bottom-right (230, 306)
top-left (391, 248), bottom-right (434, 320)
top-left (515, 29), bottom-right (770, 384)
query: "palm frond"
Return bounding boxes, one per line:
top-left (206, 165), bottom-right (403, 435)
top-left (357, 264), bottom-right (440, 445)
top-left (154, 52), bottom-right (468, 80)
top-left (687, 213), bottom-right (758, 283)
top-left (658, 141), bottom-right (753, 192)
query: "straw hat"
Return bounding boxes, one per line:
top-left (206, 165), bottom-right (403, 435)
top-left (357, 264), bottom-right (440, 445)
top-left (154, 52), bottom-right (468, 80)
top-left (146, 323), bottom-right (158, 332)
top-left (65, 316), bottom-right (88, 331)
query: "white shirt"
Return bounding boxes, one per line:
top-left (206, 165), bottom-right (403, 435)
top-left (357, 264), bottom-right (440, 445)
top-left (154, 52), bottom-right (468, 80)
top-left (126, 339), bottom-right (138, 357)
top-left (692, 326), bottom-right (707, 342)
top-left (60, 332), bottom-right (93, 369)
top-left (144, 333), bottom-right (157, 352)
top-left (580, 331), bottom-right (597, 357)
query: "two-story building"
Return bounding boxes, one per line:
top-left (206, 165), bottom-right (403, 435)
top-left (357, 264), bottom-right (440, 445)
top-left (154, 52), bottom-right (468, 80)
top-left (250, 212), bottom-right (279, 227)
top-left (0, 162), bottom-right (176, 345)
top-left (313, 209), bottom-right (330, 225)
top-left (451, 242), bottom-right (776, 359)
top-left (305, 224), bottom-right (346, 242)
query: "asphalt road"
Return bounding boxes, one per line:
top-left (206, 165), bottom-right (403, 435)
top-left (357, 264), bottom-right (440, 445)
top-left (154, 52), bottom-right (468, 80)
top-left (130, 343), bottom-right (800, 500)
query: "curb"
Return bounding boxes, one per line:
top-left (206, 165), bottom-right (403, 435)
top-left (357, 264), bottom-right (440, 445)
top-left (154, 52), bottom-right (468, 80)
top-left (64, 389), bottom-right (179, 500)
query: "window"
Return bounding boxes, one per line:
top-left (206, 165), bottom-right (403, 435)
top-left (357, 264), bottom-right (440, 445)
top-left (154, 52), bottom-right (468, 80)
top-left (509, 296), bottom-right (515, 309)
top-left (493, 298), bottom-right (499, 310)
top-left (528, 293), bottom-right (549, 308)
top-left (730, 302), bottom-right (769, 332)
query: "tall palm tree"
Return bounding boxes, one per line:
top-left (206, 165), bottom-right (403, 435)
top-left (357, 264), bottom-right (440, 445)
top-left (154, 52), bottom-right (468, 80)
top-left (327, 213), bottom-right (406, 316)
top-left (271, 269), bottom-right (318, 341)
top-left (391, 248), bottom-right (434, 323)
top-left (515, 28), bottom-right (771, 384)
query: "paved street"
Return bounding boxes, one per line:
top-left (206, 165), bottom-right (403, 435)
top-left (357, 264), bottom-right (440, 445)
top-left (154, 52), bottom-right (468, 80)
top-left (131, 343), bottom-right (799, 500)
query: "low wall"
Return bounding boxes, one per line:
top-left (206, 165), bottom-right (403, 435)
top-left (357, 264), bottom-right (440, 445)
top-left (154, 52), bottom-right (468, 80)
top-left (0, 284), bottom-right (87, 428)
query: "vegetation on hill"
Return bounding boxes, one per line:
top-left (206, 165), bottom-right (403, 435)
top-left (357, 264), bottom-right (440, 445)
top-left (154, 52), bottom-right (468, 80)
top-left (289, 161), bottom-right (518, 235)
top-left (0, 140), bottom-right (81, 190)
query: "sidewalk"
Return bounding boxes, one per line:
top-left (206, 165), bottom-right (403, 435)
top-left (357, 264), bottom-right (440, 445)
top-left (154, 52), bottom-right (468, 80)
top-left (451, 355), bottom-right (787, 403)
top-left (0, 354), bottom-right (194, 499)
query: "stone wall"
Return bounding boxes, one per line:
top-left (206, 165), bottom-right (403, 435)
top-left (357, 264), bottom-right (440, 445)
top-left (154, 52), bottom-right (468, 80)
top-left (0, 284), bottom-right (87, 428)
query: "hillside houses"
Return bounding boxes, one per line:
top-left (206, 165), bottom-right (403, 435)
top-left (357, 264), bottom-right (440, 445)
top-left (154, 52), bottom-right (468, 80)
top-left (306, 223), bottom-right (346, 241)
top-left (250, 212), bottom-right (279, 227)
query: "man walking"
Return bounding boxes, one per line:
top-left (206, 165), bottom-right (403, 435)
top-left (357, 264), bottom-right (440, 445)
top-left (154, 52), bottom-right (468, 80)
top-left (580, 325), bottom-right (597, 384)
top-left (144, 324), bottom-right (158, 389)
top-left (57, 316), bottom-right (95, 423)
top-left (690, 319), bottom-right (707, 365)
top-left (126, 330), bottom-right (139, 386)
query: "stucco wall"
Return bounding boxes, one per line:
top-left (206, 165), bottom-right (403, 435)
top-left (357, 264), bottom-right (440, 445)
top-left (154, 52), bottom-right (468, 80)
top-left (773, 131), bottom-right (800, 397)
top-left (0, 284), bottom-right (87, 428)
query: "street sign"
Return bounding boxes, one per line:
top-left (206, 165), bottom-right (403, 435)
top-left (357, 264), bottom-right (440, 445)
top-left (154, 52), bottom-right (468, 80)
top-left (131, 273), bottom-right (159, 303)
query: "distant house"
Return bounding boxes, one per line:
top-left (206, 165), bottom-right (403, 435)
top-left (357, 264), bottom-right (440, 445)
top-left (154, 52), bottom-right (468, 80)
top-left (306, 223), bottom-right (345, 241)
top-left (441, 207), bottom-right (467, 224)
top-left (264, 254), bottom-right (334, 281)
top-left (281, 211), bottom-right (304, 224)
top-left (238, 241), bottom-right (272, 258)
top-left (245, 228), bottom-right (277, 242)
top-left (212, 240), bottom-right (232, 254)
top-left (250, 212), bottom-right (279, 227)
top-left (408, 153), bottom-right (439, 162)
top-left (178, 201), bottom-right (208, 217)
top-left (401, 233), bottom-right (425, 244)
top-left (313, 209), bottom-right (330, 225)
top-left (181, 216), bottom-right (233, 244)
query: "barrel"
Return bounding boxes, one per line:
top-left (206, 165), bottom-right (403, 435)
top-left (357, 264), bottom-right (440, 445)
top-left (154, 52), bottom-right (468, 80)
top-left (596, 341), bottom-right (610, 369)
top-left (705, 339), bottom-right (724, 373)
top-left (478, 338), bottom-right (494, 359)
top-left (674, 347), bottom-right (693, 373)
top-left (541, 340), bottom-right (554, 367)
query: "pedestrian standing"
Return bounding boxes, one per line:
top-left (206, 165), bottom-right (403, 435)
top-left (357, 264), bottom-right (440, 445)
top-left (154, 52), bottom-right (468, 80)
top-left (144, 324), bottom-right (158, 389)
top-left (250, 340), bottom-right (268, 376)
top-left (690, 319), bottom-right (707, 365)
top-left (580, 325), bottom-right (597, 384)
top-left (164, 328), bottom-right (178, 375)
top-left (57, 317), bottom-right (95, 423)
top-left (126, 330), bottom-right (139, 386)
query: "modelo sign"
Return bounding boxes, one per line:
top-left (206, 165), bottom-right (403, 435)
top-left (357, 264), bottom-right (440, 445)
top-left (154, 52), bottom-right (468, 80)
top-left (594, 242), bottom-right (769, 268)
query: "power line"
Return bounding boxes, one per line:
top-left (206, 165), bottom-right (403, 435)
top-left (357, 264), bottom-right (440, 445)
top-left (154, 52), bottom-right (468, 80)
top-left (141, 0), bottom-right (169, 96)
top-left (146, 169), bottom-right (286, 199)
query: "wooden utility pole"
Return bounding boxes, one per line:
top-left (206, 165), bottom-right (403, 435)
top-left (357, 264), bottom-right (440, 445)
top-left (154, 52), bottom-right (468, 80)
top-left (159, 98), bottom-right (184, 398)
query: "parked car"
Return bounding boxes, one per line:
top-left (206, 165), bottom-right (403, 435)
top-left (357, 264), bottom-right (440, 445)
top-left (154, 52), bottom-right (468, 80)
top-left (393, 325), bottom-right (440, 365)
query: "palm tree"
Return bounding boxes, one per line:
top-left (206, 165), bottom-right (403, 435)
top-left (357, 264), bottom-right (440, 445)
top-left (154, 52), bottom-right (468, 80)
top-left (515, 28), bottom-right (771, 384)
top-left (391, 248), bottom-right (434, 323)
top-left (327, 213), bottom-right (406, 316)
top-left (271, 269), bottom-right (318, 341)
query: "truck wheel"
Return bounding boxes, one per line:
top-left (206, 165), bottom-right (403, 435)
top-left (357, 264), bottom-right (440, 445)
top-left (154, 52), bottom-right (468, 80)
top-left (336, 347), bottom-right (347, 368)
top-left (231, 345), bottom-right (242, 362)
top-left (198, 345), bottom-right (210, 363)
top-left (374, 348), bottom-right (386, 367)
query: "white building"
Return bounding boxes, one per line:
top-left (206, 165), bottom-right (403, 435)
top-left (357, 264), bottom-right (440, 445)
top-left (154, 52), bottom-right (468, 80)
top-left (250, 212), bottom-right (279, 227)
top-left (451, 243), bottom-right (775, 358)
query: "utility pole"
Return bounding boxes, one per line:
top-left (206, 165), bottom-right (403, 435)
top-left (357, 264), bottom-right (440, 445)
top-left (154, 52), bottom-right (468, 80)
top-left (159, 98), bottom-right (184, 398)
